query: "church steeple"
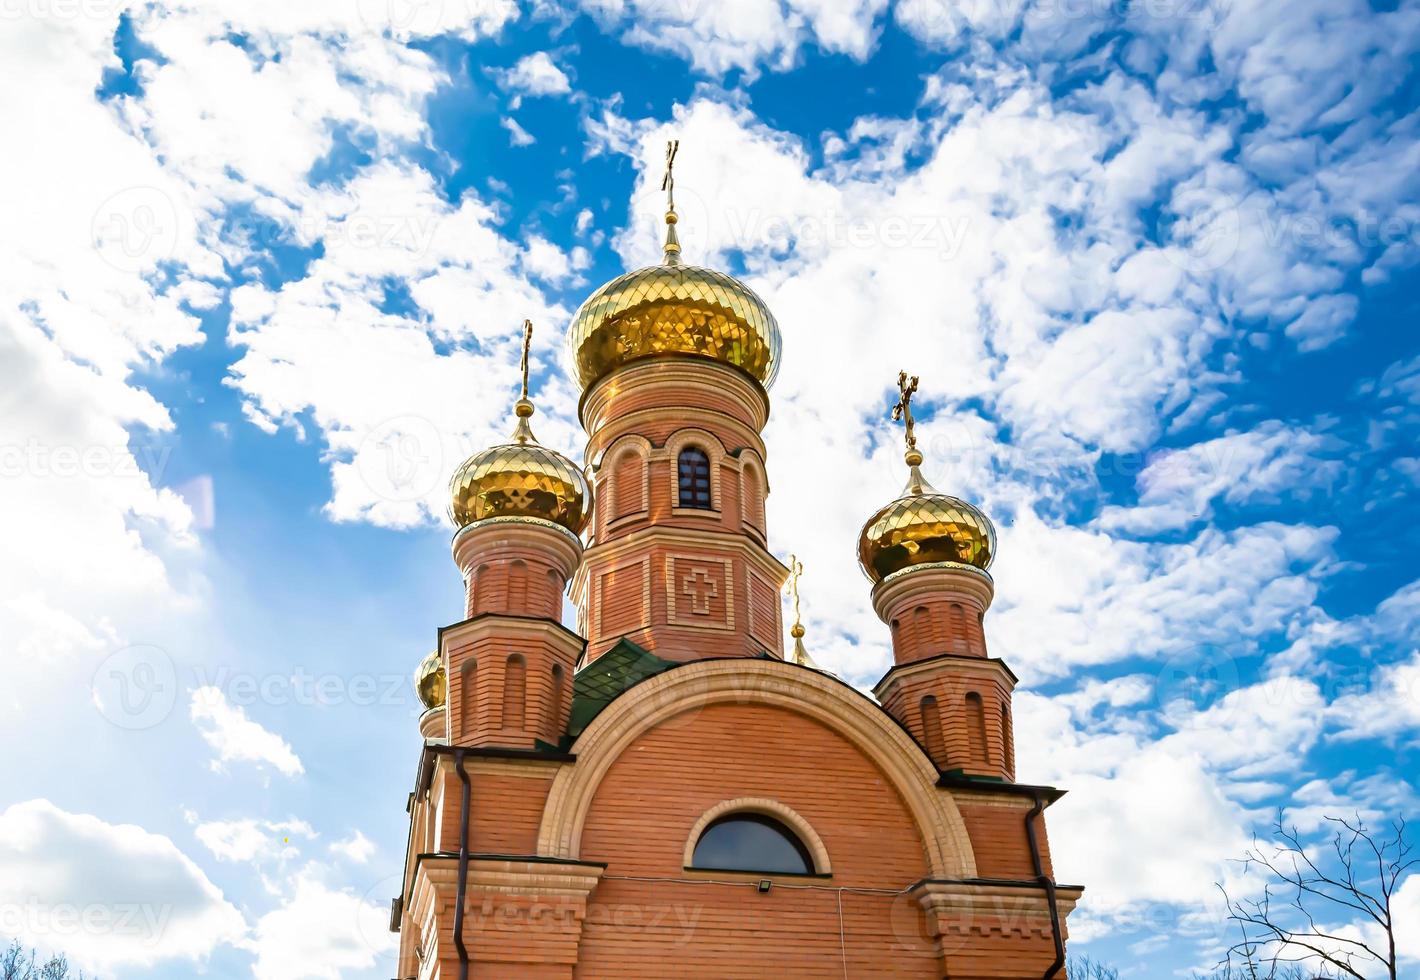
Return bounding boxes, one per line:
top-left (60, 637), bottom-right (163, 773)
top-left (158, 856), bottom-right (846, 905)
top-left (567, 142), bottom-right (789, 664)
top-left (861, 372), bottom-right (1015, 779)
top-left (436, 320), bottom-right (587, 748)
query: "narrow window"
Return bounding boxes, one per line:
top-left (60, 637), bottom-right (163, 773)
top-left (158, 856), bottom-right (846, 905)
top-left (549, 663), bottom-right (567, 737)
top-left (458, 659), bottom-right (477, 737)
top-left (691, 814), bottom-right (814, 874)
top-left (502, 654), bottom-right (526, 731)
top-left (966, 692), bottom-right (989, 767)
top-left (1001, 704), bottom-right (1015, 776)
top-left (920, 694), bottom-right (946, 765)
top-left (677, 448), bottom-right (712, 509)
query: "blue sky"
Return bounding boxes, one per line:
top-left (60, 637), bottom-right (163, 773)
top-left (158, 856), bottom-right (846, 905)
top-left (1, 0), bottom-right (1418, 976)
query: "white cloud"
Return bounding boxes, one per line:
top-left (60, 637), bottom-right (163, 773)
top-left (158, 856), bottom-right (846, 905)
top-left (192, 816), bottom-right (317, 863)
top-left (190, 686), bottom-right (305, 776)
top-left (1328, 652), bottom-right (1420, 742)
top-left (246, 871), bottom-right (394, 980)
top-left (497, 51), bottom-right (571, 97)
top-left (0, 800), bottom-right (245, 973)
top-left (574, 0), bottom-right (886, 75)
top-left (1014, 692), bottom-right (1252, 935)
top-left (0, 4), bottom-right (212, 680)
top-left (328, 830), bottom-right (376, 863)
top-left (1397, 874), bottom-right (1420, 962)
top-left (991, 516), bottom-right (1335, 679)
top-left (1097, 421), bottom-right (1345, 534)
top-left (225, 162), bottom-right (575, 529)
top-left (502, 115), bottom-right (536, 146)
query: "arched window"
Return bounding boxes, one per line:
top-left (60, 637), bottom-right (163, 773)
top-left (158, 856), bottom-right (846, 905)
top-left (949, 603), bottom-right (968, 653)
top-left (677, 448), bottom-right (712, 509)
top-left (690, 814), bottom-right (814, 874)
top-left (612, 448), bottom-right (646, 519)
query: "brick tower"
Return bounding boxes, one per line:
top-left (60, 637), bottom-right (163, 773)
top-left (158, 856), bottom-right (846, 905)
top-left (860, 373), bottom-right (1016, 781)
top-left (567, 145), bottom-right (788, 665)
top-left (391, 146), bottom-right (1081, 980)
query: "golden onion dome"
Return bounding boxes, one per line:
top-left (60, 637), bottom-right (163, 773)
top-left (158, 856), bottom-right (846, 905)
top-left (413, 650), bottom-right (446, 711)
top-left (448, 398), bottom-right (591, 534)
top-left (858, 456), bottom-right (997, 584)
top-left (566, 147), bottom-right (780, 393)
top-left (449, 320), bottom-right (591, 534)
top-left (567, 261), bottom-right (781, 392)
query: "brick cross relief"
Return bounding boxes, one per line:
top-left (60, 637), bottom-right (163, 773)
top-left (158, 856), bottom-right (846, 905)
top-left (680, 568), bottom-right (719, 616)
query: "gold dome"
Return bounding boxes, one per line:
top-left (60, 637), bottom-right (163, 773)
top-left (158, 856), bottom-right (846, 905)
top-left (858, 464), bottom-right (996, 583)
top-left (448, 403), bottom-right (591, 534)
top-left (567, 262), bottom-right (781, 393)
top-left (448, 322), bottom-right (593, 543)
top-left (413, 650), bottom-right (445, 710)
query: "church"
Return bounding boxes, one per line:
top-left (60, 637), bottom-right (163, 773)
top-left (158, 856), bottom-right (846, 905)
top-left (390, 144), bottom-right (1082, 978)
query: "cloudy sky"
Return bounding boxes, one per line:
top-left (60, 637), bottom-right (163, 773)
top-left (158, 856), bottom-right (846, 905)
top-left (2, 0), bottom-right (1418, 976)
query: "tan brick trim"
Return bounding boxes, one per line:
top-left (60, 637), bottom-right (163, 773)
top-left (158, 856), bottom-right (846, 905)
top-left (681, 797), bottom-right (832, 874)
top-left (537, 659), bottom-right (977, 878)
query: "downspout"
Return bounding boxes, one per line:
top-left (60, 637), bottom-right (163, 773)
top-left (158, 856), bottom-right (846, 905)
top-left (1025, 790), bottom-right (1065, 980)
top-left (453, 749), bottom-right (472, 980)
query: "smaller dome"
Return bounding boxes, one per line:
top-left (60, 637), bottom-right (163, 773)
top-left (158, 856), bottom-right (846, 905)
top-left (858, 464), bottom-right (996, 584)
top-left (448, 400), bottom-right (591, 534)
top-left (413, 651), bottom-right (445, 711)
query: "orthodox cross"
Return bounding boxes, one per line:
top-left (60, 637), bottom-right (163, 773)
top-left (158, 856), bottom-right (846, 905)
top-left (788, 554), bottom-right (805, 638)
top-left (519, 318), bottom-right (533, 402)
top-left (661, 139), bottom-right (679, 212)
top-left (892, 370), bottom-right (920, 457)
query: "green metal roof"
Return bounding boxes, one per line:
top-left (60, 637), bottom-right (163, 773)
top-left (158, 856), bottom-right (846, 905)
top-left (564, 640), bottom-right (680, 743)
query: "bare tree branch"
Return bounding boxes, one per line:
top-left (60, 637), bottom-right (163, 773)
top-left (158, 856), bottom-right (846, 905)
top-left (1215, 811), bottom-right (1412, 980)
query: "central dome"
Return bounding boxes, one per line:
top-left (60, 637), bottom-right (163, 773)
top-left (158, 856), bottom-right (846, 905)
top-left (566, 262), bottom-right (781, 392)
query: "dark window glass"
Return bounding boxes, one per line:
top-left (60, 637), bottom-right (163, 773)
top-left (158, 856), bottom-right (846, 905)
top-left (677, 448), bottom-right (712, 509)
top-left (691, 814), bottom-right (814, 874)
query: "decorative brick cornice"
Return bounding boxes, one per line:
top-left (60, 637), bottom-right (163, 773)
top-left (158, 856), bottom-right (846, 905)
top-left (874, 653), bottom-right (1018, 701)
top-left (911, 878), bottom-right (1082, 941)
top-left (872, 562), bottom-right (995, 624)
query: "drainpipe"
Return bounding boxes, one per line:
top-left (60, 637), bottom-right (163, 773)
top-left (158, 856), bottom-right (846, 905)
top-left (453, 749), bottom-right (471, 980)
top-left (1025, 790), bottom-right (1065, 979)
